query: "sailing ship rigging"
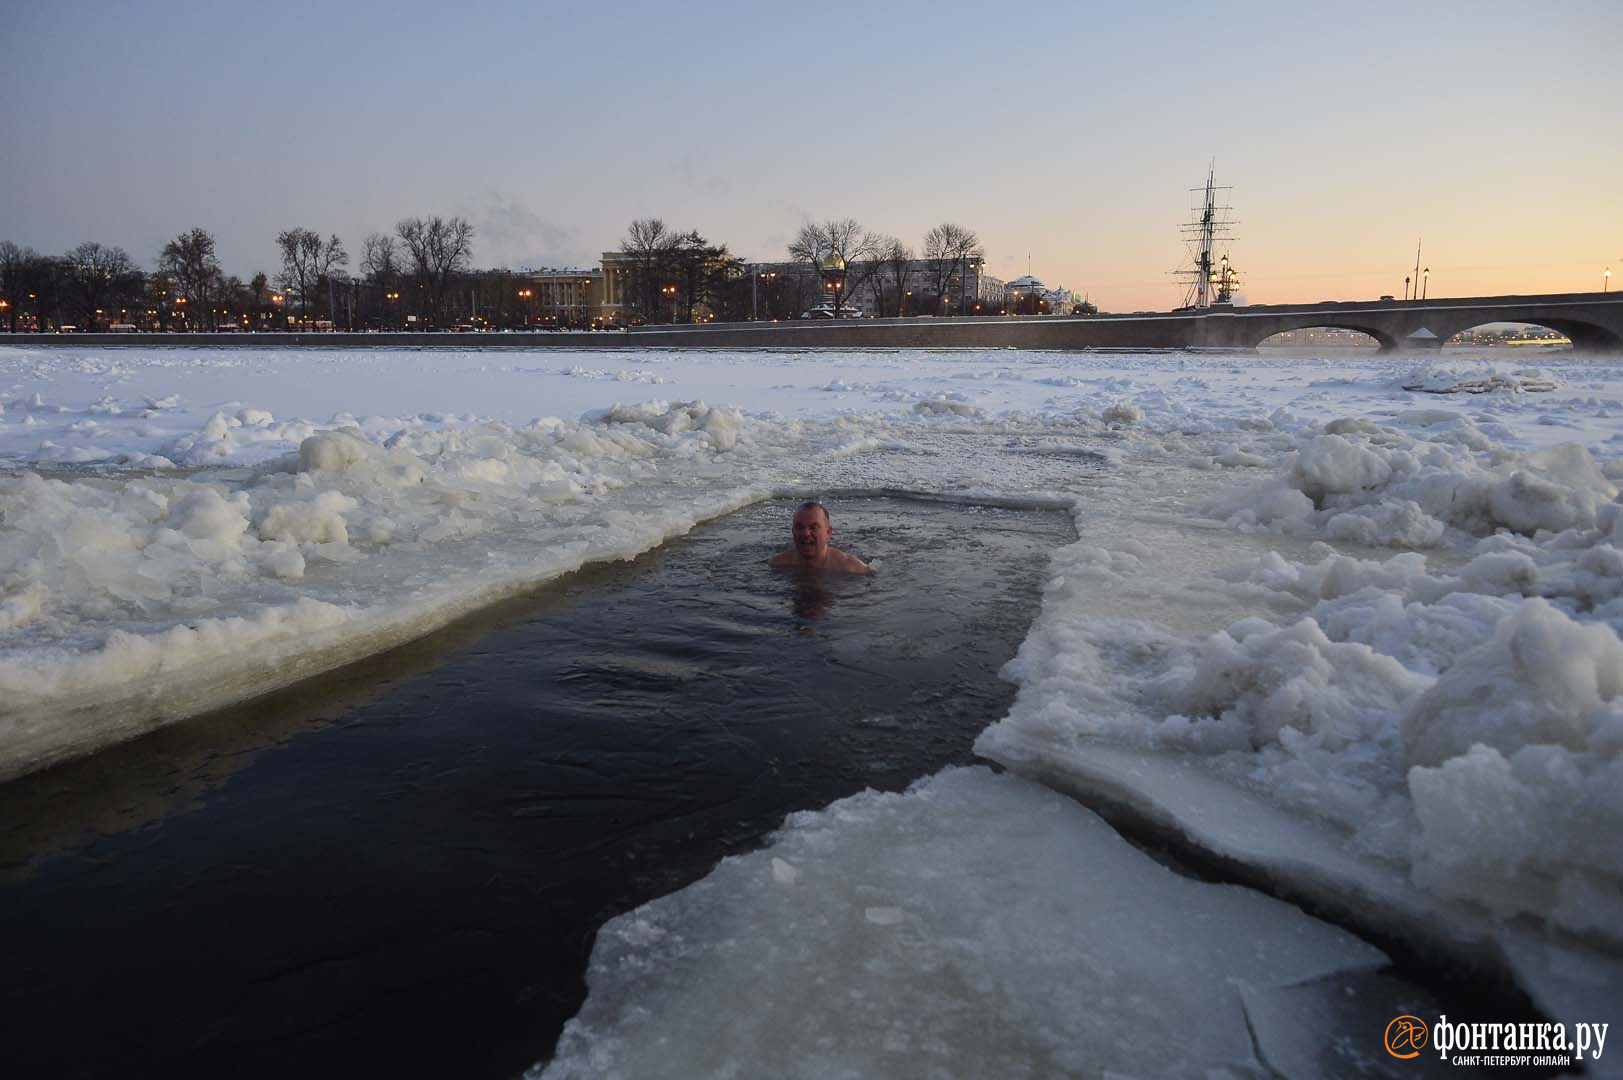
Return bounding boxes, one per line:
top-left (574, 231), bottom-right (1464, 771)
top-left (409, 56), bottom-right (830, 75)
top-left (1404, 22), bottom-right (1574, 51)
top-left (1174, 163), bottom-right (1241, 308)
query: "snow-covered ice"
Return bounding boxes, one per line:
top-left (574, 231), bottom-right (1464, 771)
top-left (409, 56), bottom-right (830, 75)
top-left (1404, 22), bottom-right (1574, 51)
top-left (536, 766), bottom-right (1393, 1079)
top-left (3, 341), bottom-right (1621, 1067)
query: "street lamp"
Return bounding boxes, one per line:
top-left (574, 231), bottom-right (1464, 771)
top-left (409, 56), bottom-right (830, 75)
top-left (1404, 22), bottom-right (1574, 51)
top-left (1422, 267), bottom-right (1429, 300)
top-left (820, 249), bottom-right (847, 313)
top-left (1404, 276), bottom-right (1411, 301)
top-left (1606, 267), bottom-right (1612, 293)
top-left (1210, 253), bottom-right (1239, 304)
top-left (1412, 238), bottom-right (1422, 305)
top-left (751, 270), bottom-right (776, 320)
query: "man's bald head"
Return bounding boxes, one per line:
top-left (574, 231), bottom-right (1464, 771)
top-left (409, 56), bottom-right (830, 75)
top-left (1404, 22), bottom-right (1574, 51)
top-left (791, 502), bottom-right (833, 562)
top-left (769, 499), bottom-right (869, 574)
top-left (797, 500), bottom-right (831, 526)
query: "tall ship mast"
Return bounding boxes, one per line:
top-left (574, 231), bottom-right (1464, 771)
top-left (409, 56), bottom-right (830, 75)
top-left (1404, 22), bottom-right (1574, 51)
top-left (1175, 163), bottom-right (1240, 308)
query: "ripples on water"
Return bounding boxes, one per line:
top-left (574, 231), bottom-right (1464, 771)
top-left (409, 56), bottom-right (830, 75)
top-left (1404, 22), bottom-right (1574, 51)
top-left (0, 496), bottom-right (1073, 1079)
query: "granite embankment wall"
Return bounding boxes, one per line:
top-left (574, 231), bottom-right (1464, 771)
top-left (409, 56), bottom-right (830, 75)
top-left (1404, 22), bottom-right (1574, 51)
top-left (0, 314), bottom-right (1195, 351)
top-left (6, 294), bottom-right (1619, 351)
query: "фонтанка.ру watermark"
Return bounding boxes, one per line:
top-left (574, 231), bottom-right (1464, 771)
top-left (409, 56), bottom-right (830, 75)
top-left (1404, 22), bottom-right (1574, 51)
top-left (1386, 1014), bottom-right (1609, 1067)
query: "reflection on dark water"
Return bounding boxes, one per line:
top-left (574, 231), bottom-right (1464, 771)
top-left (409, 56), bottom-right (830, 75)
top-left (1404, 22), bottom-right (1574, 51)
top-left (0, 589), bottom-right (560, 879)
top-left (790, 575), bottom-right (836, 620)
top-left (0, 497), bottom-right (1072, 1080)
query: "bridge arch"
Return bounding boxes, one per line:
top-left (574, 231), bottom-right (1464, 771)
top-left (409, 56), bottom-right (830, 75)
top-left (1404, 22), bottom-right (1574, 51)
top-left (1241, 318), bottom-right (1401, 351)
top-left (1231, 300), bottom-right (1623, 355)
top-left (1432, 316), bottom-right (1622, 352)
top-left (1255, 326), bottom-right (1384, 350)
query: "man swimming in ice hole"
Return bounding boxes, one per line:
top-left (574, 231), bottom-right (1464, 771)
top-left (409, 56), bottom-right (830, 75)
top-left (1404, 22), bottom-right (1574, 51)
top-left (768, 501), bottom-right (870, 574)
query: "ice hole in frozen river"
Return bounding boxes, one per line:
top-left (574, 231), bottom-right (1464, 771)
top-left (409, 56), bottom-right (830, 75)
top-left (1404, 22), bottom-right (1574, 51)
top-left (0, 494), bottom-right (1076, 1079)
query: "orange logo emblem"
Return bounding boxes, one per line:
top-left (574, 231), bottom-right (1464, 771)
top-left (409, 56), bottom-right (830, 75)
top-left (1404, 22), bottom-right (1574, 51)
top-left (1386, 1015), bottom-right (1429, 1059)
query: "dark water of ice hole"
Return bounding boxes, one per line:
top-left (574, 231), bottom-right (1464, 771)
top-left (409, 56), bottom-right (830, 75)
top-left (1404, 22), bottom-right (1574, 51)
top-left (0, 496), bottom-right (1073, 1079)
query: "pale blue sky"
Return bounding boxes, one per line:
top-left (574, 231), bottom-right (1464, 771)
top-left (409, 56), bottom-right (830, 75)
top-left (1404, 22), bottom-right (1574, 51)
top-left (3, 0), bottom-right (1619, 309)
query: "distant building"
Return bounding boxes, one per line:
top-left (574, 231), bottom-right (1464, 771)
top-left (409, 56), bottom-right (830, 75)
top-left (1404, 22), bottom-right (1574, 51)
top-left (598, 247), bottom-right (745, 324)
top-left (1003, 275), bottom-right (1086, 315)
top-left (525, 250), bottom-right (1013, 323)
top-left (597, 252), bottom-right (642, 326)
top-left (1006, 275), bottom-right (1045, 298)
top-left (523, 268), bottom-right (605, 327)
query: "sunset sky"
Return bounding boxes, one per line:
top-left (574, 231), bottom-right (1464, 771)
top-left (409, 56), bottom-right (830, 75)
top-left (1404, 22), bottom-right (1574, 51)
top-left (2, 0), bottom-right (1618, 312)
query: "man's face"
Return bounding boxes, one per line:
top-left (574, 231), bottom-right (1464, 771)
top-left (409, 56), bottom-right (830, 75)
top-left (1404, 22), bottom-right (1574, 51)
top-left (792, 507), bottom-right (832, 561)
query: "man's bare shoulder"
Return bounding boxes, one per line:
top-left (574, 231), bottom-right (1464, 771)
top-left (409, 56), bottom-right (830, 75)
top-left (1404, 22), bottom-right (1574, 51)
top-left (824, 548), bottom-right (876, 571)
top-left (767, 547), bottom-right (871, 573)
top-left (827, 547), bottom-right (872, 574)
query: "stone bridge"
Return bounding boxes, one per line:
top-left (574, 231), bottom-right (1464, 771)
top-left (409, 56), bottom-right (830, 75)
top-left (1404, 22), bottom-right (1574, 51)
top-left (624, 290), bottom-right (1623, 352)
top-left (1187, 292), bottom-right (1623, 352)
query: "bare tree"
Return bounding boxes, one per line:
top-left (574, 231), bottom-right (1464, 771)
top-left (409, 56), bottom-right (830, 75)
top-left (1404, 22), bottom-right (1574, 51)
top-left (669, 230), bottom-right (738, 323)
top-left (4, 250), bottom-right (66, 331)
top-left (158, 227), bottom-right (225, 329)
top-left (141, 272), bottom-right (171, 330)
top-left (276, 228), bottom-right (348, 328)
top-left (361, 233), bottom-right (401, 285)
top-left (359, 234), bottom-right (403, 328)
top-left (324, 265), bottom-right (352, 329)
top-left (788, 219), bottom-right (876, 315)
top-left (922, 223), bottom-right (984, 316)
top-left (63, 242), bottom-right (139, 330)
top-left (27, 256), bottom-right (70, 330)
top-left (864, 235), bottom-right (912, 317)
top-left (313, 235), bottom-right (348, 321)
top-left (219, 275), bottom-right (249, 328)
top-left (275, 229), bottom-right (318, 326)
top-left (395, 216), bottom-right (475, 327)
top-left (620, 218), bottom-right (680, 322)
top-left (248, 271), bottom-right (268, 327)
top-left (0, 241), bottom-right (38, 332)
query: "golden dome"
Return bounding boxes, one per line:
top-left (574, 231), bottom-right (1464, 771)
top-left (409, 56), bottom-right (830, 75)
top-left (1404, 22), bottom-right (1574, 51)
top-left (820, 251), bottom-right (846, 272)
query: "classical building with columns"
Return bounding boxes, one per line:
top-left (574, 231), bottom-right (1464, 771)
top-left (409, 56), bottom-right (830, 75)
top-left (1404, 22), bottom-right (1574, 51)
top-left (523, 268), bottom-right (606, 327)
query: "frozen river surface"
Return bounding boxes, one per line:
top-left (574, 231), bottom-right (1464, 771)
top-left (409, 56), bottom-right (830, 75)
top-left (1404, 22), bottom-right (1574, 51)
top-left (2, 343), bottom-right (1621, 1076)
top-left (0, 496), bottom-right (1074, 1076)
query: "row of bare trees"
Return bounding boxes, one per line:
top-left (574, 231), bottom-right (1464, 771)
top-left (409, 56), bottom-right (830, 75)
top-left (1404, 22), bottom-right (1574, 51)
top-left (613, 217), bottom-right (990, 323)
top-left (1, 215), bottom-right (478, 332)
top-left (0, 233), bottom-right (233, 332)
top-left (270, 217), bottom-right (478, 329)
top-left (269, 217), bottom-right (478, 329)
top-left (617, 219), bottom-right (743, 323)
top-left (6, 213), bottom-right (1014, 332)
top-left (785, 220), bottom-right (986, 317)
